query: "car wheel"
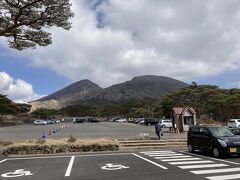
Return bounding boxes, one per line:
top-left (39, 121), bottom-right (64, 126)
top-left (147, 123), bottom-right (150, 126)
top-left (188, 144), bottom-right (195, 153)
top-left (162, 125), bottom-right (166, 128)
top-left (212, 147), bottom-right (221, 158)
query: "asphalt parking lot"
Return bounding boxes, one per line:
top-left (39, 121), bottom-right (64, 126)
top-left (1, 151), bottom-right (240, 180)
top-left (0, 122), bottom-right (186, 140)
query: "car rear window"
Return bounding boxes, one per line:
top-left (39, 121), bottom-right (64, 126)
top-left (229, 120), bottom-right (236, 122)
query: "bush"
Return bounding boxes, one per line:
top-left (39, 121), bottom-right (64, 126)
top-left (0, 140), bottom-right (13, 146)
top-left (68, 134), bottom-right (76, 143)
top-left (34, 138), bottom-right (46, 144)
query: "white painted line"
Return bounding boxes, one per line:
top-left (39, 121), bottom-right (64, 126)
top-left (65, 156), bottom-right (75, 177)
top-left (179, 163), bottom-right (228, 169)
top-left (207, 174), bottom-right (240, 180)
top-left (155, 155), bottom-right (191, 159)
top-left (162, 158), bottom-right (201, 162)
top-left (144, 153), bottom-right (177, 156)
top-left (191, 168), bottom-right (240, 175)
top-left (180, 151), bottom-right (240, 165)
top-left (148, 153), bottom-right (184, 157)
top-left (0, 159), bottom-right (7, 164)
top-left (7, 152), bottom-right (131, 161)
top-left (142, 152), bottom-right (176, 155)
top-left (132, 153), bottom-right (168, 169)
top-left (169, 160), bottom-right (213, 165)
top-left (140, 151), bottom-right (173, 154)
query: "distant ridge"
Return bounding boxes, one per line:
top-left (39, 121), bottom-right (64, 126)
top-left (31, 75), bottom-right (188, 110)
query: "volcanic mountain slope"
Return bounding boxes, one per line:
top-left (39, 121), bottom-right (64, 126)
top-left (31, 75), bottom-right (188, 110)
top-left (93, 75), bottom-right (189, 103)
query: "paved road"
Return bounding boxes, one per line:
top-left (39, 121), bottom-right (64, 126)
top-left (0, 122), bottom-right (186, 140)
top-left (1, 151), bottom-right (240, 180)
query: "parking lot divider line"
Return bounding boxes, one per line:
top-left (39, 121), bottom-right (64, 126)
top-left (0, 159), bottom-right (7, 164)
top-left (7, 153), bottom-right (132, 161)
top-left (65, 156), bottom-right (75, 177)
top-left (132, 153), bottom-right (168, 170)
top-left (206, 174), bottom-right (240, 180)
top-left (180, 151), bottom-right (240, 165)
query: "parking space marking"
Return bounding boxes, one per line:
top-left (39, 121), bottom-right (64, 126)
top-left (191, 168), bottom-right (240, 175)
top-left (206, 174), bottom-right (240, 180)
top-left (169, 160), bottom-right (213, 165)
top-left (0, 159), bottom-right (7, 164)
top-left (142, 150), bottom-right (240, 180)
top-left (181, 151), bottom-right (240, 165)
top-left (132, 153), bottom-right (168, 169)
top-left (65, 156), bottom-right (75, 177)
top-left (154, 155), bottom-right (192, 159)
top-left (7, 152), bottom-right (131, 161)
top-left (162, 158), bottom-right (201, 162)
top-left (178, 163), bottom-right (228, 169)
top-left (148, 153), bottom-right (184, 157)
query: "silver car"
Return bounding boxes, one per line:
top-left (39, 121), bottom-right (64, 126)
top-left (34, 120), bottom-right (47, 125)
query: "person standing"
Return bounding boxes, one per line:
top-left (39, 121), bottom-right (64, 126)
top-left (155, 121), bottom-right (162, 140)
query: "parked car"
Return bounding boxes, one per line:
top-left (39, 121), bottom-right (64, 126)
top-left (46, 120), bottom-right (54, 124)
top-left (134, 118), bottom-right (144, 124)
top-left (34, 120), bottom-right (47, 125)
top-left (115, 118), bottom-right (127, 122)
top-left (144, 118), bottom-right (158, 126)
top-left (111, 117), bottom-right (121, 122)
top-left (229, 128), bottom-right (240, 135)
top-left (160, 119), bottom-right (173, 128)
top-left (86, 117), bottom-right (100, 123)
top-left (227, 119), bottom-right (240, 128)
top-left (73, 118), bottom-right (85, 123)
top-left (188, 125), bottom-right (240, 158)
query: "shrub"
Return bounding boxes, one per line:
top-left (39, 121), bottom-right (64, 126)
top-left (34, 138), bottom-right (46, 144)
top-left (68, 134), bottom-right (76, 143)
top-left (0, 140), bottom-right (13, 146)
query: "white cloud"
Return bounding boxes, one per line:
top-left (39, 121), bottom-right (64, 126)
top-left (0, 72), bottom-right (43, 103)
top-left (3, 0), bottom-right (240, 87)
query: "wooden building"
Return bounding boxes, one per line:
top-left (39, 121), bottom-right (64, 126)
top-left (172, 107), bottom-right (197, 132)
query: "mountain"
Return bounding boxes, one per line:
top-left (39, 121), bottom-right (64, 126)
top-left (95, 75), bottom-right (188, 103)
top-left (31, 75), bottom-right (188, 110)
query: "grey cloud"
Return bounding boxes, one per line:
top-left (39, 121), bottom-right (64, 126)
top-left (5, 0), bottom-right (240, 87)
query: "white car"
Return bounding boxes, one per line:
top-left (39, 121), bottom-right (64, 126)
top-left (115, 118), bottom-right (127, 122)
top-left (161, 119), bottom-right (173, 128)
top-left (34, 120), bottom-right (47, 125)
top-left (227, 119), bottom-right (240, 128)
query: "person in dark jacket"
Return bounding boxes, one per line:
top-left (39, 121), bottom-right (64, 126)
top-left (155, 121), bottom-right (162, 140)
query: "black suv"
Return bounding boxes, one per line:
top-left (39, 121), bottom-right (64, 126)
top-left (188, 125), bottom-right (240, 158)
top-left (144, 118), bottom-right (158, 126)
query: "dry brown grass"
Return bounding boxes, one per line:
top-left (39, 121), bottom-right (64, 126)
top-left (1, 138), bottom-right (118, 147)
top-left (197, 119), bottom-right (223, 125)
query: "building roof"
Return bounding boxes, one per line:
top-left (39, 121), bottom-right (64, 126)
top-left (173, 107), bottom-right (196, 115)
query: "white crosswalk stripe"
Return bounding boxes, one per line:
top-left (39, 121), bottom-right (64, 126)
top-left (178, 163), bottom-right (228, 169)
top-left (191, 168), bottom-right (240, 175)
top-left (169, 160), bottom-right (213, 165)
top-left (148, 153), bottom-right (184, 157)
top-left (141, 151), bottom-right (240, 180)
top-left (206, 174), bottom-right (240, 180)
top-left (154, 155), bottom-right (192, 159)
top-left (162, 158), bottom-right (202, 162)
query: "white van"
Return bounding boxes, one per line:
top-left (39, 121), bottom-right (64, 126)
top-left (227, 119), bottom-right (240, 128)
top-left (161, 119), bottom-right (173, 128)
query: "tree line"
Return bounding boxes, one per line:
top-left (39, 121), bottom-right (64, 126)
top-left (32, 83), bottom-right (240, 122)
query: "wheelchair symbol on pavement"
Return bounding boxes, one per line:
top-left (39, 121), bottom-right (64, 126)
top-left (1, 169), bottom-right (33, 178)
top-left (101, 163), bottom-right (130, 170)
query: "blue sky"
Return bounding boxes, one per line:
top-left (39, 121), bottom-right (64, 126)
top-left (1, 0), bottom-right (240, 102)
